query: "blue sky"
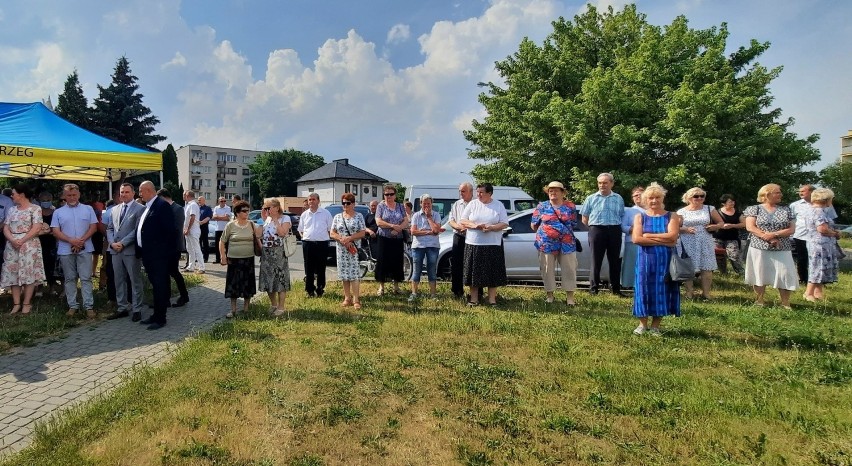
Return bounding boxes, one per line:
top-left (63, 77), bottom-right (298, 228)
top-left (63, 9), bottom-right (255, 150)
top-left (1, 0), bottom-right (849, 188)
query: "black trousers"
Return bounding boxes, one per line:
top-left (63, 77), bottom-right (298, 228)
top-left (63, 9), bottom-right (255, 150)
top-left (451, 233), bottom-right (466, 297)
top-left (303, 240), bottom-right (328, 295)
top-left (168, 252), bottom-right (189, 301)
top-left (589, 225), bottom-right (622, 292)
top-left (142, 255), bottom-right (170, 324)
top-left (793, 238), bottom-right (808, 283)
top-left (214, 230), bottom-right (224, 263)
top-left (200, 224), bottom-right (210, 262)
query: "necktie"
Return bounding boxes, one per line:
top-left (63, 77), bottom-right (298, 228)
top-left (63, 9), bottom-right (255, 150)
top-left (120, 204), bottom-right (128, 224)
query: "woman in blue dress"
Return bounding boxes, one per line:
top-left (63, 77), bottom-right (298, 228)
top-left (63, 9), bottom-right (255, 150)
top-left (631, 183), bottom-right (681, 336)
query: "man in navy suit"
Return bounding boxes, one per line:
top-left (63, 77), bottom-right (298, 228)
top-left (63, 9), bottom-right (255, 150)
top-left (105, 182), bottom-right (146, 322)
top-left (136, 181), bottom-right (176, 330)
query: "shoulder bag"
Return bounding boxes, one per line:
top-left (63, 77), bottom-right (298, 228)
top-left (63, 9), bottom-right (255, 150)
top-left (341, 215), bottom-right (359, 256)
top-left (669, 238), bottom-right (695, 282)
top-left (251, 225), bottom-right (262, 257)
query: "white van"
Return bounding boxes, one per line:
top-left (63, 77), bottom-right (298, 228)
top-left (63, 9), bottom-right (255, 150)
top-left (405, 184), bottom-right (536, 221)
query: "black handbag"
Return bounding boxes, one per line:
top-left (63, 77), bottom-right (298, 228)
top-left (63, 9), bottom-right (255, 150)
top-left (668, 238), bottom-right (695, 282)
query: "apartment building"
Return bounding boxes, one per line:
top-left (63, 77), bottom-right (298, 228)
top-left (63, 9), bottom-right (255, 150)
top-left (176, 145), bottom-right (264, 202)
top-left (842, 130), bottom-right (852, 164)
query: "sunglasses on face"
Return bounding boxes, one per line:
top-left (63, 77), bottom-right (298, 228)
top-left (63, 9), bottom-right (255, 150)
top-left (383, 193), bottom-right (395, 197)
top-left (341, 201), bottom-right (353, 205)
top-left (692, 195), bottom-right (705, 199)
top-left (236, 209), bottom-right (248, 213)
top-left (262, 207), bottom-right (271, 210)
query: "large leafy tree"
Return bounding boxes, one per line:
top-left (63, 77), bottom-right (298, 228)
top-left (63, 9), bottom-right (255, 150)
top-left (91, 56), bottom-right (165, 150)
top-left (819, 161), bottom-right (852, 223)
top-left (249, 149), bottom-right (325, 203)
top-left (464, 4), bottom-right (820, 202)
top-left (55, 69), bottom-right (92, 131)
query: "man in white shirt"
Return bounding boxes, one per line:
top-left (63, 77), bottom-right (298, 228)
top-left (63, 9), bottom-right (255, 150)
top-left (182, 190), bottom-right (204, 273)
top-left (212, 197), bottom-right (232, 264)
top-left (448, 182), bottom-right (473, 299)
top-left (790, 184), bottom-right (814, 283)
top-left (297, 193), bottom-right (333, 297)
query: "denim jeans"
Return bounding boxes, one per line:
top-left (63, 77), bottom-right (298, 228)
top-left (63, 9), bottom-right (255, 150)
top-left (59, 252), bottom-right (94, 309)
top-left (411, 247), bottom-right (438, 283)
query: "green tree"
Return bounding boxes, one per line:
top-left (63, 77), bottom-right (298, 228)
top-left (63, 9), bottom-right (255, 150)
top-left (161, 144), bottom-right (179, 185)
top-left (464, 4), bottom-right (820, 202)
top-left (55, 69), bottom-right (92, 131)
top-left (249, 149), bottom-right (325, 202)
top-left (819, 161), bottom-right (852, 223)
top-left (91, 56), bottom-right (166, 150)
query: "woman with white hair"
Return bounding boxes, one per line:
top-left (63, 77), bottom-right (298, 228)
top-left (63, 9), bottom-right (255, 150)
top-left (408, 193), bottom-right (444, 301)
top-left (743, 184), bottom-right (797, 308)
top-left (676, 187), bottom-right (724, 300)
top-left (802, 188), bottom-right (843, 302)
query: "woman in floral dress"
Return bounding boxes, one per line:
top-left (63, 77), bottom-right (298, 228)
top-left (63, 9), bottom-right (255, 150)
top-left (676, 187), bottom-right (724, 299)
top-left (531, 181), bottom-right (579, 306)
top-left (802, 188), bottom-right (843, 302)
top-left (2, 184), bottom-right (46, 315)
top-left (330, 193), bottom-right (367, 310)
top-left (258, 198), bottom-right (292, 317)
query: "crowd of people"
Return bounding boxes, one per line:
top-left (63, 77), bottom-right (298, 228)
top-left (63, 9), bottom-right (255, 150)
top-left (1, 176), bottom-right (845, 334)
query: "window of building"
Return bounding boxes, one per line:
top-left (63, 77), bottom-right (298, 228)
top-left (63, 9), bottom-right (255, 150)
top-left (372, 186), bottom-right (377, 197)
top-left (242, 179), bottom-right (251, 188)
top-left (308, 188), bottom-right (314, 192)
top-left (345, 183), bottom-right (351, 193)
top-left (226, 180), bottom-right (237, 187)
top-left (227, 168), bottom-right (237, 175)
top-left (205, 153), bottom-right (212, 160)
top-left (227, 154), bottom-right (237, 162)
top-left (243, 168), bottom-right (250, 175)
top-left (203, 179), bottom-right (211, 187)
top-left (217, 152), bottom-right (227, 162)
top-left (243, 156), bottom-right (251, 163)
top-left (224, 193), bottom-right (235, 200)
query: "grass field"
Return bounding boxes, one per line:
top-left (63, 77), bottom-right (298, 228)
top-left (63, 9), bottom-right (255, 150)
top-left (3, 273), bottom-right (851, 465)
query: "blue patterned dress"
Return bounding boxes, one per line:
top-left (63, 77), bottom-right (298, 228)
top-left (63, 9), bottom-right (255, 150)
top-left (633, 212), bottom-right (681, 318)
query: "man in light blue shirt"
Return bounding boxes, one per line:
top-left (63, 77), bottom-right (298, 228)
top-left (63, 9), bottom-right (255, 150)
top-left (51, 183), bottom-right (98, 318)
top-left (581, 173), bottom-right (626, 296)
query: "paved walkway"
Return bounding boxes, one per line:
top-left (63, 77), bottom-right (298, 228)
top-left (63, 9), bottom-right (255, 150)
top-left (0, 257), bottom-right (315, 457)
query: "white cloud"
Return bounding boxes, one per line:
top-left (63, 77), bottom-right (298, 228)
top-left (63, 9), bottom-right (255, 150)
top-left (579, 0), bottom-right (632, 14)
top-left (386, 23), bottom-right (411, 44)
top-left (161, 51), bottom-right (186, 69)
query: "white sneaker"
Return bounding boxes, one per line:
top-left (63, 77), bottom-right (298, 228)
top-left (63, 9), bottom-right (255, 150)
top-left (648, 328), bottom-right (662, 337)
top-left (407, 293), bottom-right (417, 302)
top-left (633, 325), bottom-right (646, 335)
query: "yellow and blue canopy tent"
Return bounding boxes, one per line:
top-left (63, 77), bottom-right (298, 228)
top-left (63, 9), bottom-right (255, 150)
top-left (0, 102), bottom-right (162, 182)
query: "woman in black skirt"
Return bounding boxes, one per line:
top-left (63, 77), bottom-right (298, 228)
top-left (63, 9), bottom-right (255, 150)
top-left (460, 183), bottom-right (509, 305)
top-left (219, 200), bottom-right (259, 318)
top-left (374, 185), bottom-right (409, 295)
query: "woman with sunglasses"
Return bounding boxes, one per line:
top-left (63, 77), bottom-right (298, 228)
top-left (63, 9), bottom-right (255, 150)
top-left (374, 185), bottom-right (408, 295)
top-left (676, 187), bottom-right (724, 300)
top-left (219, 201), bottom-right (260, 318)
top-left (330, 193), bottom-right (367, 309)
top-left (258, 198), bottom-right (292, 316)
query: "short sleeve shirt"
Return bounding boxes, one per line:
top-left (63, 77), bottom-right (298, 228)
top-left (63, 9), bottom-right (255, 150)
top-left (580, 191), bottom-right (625, 225)
top-left (532, 200), bottom-right (577, 254)
top-left (410, 210), bottom-right (442, 249)
top-left (51, 203), bottom-right (98, 255)
top-left (376, 202), bottom-right (406, 237)
top-left (743, 204), bottom-right (794, 251)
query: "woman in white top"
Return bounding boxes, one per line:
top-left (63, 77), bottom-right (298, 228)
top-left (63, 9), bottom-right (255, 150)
top-left (408, 194), bottom-right (444, 301)
top-left (677, 187), bottom-right (724, 300)
top-left (258, 198), bottom-right (292, 317)
top-left (460, 183), bottom-right (509, 306)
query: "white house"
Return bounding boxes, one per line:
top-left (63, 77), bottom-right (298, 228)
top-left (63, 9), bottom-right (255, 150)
top-left (295, 158), bottom-right (388, 206)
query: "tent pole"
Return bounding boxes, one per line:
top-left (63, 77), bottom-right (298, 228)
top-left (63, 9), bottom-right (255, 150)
top-left (159, 171), bottom-right (164, 189)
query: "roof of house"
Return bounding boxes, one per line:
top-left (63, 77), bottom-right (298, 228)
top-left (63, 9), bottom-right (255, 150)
top-left (296, 158), bottom-right (388, 183)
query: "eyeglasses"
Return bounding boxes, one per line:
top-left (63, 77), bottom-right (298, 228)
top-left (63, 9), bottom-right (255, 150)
top-left (262, 207), bottom-right (270, 211)
top-left (236, 209), bottom-right (248, 214)
top-left (341, 201), bottom-right (353, 205)
top-left (692, 195), bottom-right (706, 199)
top-left (383, 193), bottom-right (395, 197)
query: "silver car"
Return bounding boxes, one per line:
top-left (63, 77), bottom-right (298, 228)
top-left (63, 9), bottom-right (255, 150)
top-left (436, 208), bottom-right (611, 283)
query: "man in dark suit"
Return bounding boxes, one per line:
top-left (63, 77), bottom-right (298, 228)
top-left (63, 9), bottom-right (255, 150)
top-left (136, 181), bottom-right (176, 330)
top-left (158, 189), bottom-right (189, 307)
top-left (105, 182), bottom-right (146, 321)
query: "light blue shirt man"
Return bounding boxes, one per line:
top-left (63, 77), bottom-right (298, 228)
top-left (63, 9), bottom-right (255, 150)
top-left (51, 201), bottom-right (98, 255)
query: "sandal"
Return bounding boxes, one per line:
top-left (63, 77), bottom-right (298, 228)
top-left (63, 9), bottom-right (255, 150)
top-left (341, 298), bottom-right (353, 307)
top-left (9, 304), bottom-right (21, 315)
top-left (272, 308), bottom-right (287, 317)
top-left (21, 304), bottom-right (32, 315)
top-left (353, 302), bottom-right (362, 310)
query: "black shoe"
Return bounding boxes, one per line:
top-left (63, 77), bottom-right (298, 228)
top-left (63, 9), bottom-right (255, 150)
top-left (588, 288), bottom-right (599, 295)
top-left (316, 291), bottom-right (324, 298)
top-left (146, 322), bottom-right (166, 330)
top-left (106, 311), bottom-right (129, 320)
top-left (131, 312), bottom-right (142, 322)
top-left (139, 317), bottom-right (156, 325)
top-left (172, 297), bottom-right (189, 308)
top-left (306, 292), bottom-right (315, 298)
